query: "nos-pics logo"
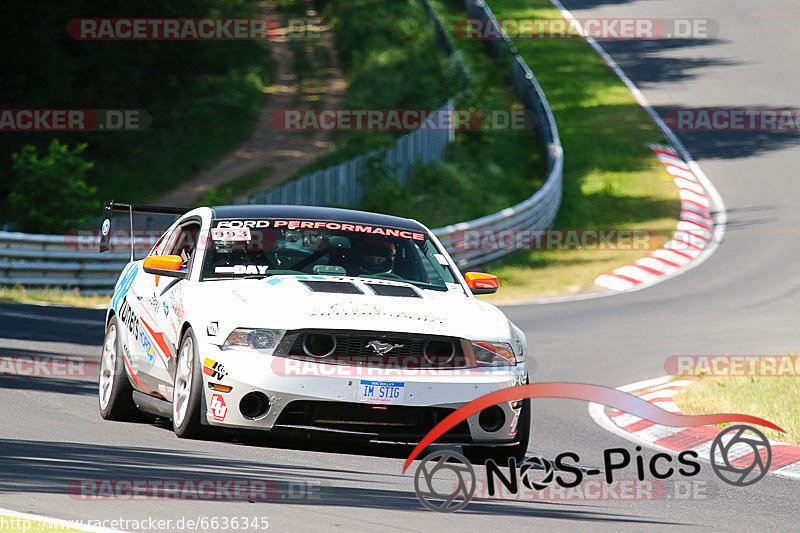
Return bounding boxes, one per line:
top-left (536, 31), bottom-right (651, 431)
top-left (414, 425), bottom-right (773, 512)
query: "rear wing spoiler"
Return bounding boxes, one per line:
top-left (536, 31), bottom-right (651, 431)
top-left (99, 200), bottom-right (190, 258)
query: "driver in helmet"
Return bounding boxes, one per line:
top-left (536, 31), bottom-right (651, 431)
top-left (352, 239), bottom-right (396, 275)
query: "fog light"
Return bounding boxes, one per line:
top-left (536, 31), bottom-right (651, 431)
top-left (239, 392), bottom-right (270, 420)
top-left (478, 406), bottom-right (506, 432)
top-left (302, 333), bottom-right (337, 357)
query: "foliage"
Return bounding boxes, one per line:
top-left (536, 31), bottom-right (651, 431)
top-left (9, 140), bottom-right (98, 233)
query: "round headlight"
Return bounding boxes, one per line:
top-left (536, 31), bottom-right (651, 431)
top-left (248, 329), bottom-right (278, 350)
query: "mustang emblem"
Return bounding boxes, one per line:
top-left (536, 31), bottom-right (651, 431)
top-left (366, 340), bottom-right (404, 355)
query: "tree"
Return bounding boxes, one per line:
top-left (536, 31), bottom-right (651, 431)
top-left (9, 140), bottom-right (98, 234)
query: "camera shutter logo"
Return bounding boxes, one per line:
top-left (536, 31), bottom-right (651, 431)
top-left (710, 425), bottom-right (772, 487)
top-left (413, 451), bottom-right (475, 512)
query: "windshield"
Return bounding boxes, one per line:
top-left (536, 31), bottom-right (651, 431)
top-left (201, 218), bottom-right (459, 291)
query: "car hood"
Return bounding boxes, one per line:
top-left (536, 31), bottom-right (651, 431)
top-left (196, 276), bottom-right (508, 341)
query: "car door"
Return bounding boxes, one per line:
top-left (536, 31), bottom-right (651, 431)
top-left (137, 219), bottom-right (201, 396)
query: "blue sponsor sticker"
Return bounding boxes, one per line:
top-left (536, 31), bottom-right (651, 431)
top-left (112, 265), bottom-right (138, 312)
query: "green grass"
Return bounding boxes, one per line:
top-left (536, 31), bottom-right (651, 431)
top-left (356, 0), bottom-right (546, 228)
top-left (90, 61), bottom-right (273, 204)
top-left (0, 286), bottom-right (109, 308)
top-left (674, 376), bottom-right (800, 446)
top-left (469, 0), bottom-right (679, 301)
top-left (289, 36), bottom-right (334, 109)
top-left (290, 0), bottom-right (461, 175)
top-left (196, 166), bottom-right (274, 206)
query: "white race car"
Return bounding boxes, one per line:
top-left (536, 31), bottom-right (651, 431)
top-left (98, 203), bottom-right (530, 462)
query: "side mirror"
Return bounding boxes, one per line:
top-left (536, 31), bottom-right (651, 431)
top-left (143, 255), bottom-right (187, 279)
top-left (465, 272), bottom-right (499, 295)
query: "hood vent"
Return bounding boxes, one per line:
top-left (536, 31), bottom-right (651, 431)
top-left (300, 280), bottom-right (363, 294)
top-left (366, 284), bottom-right (421, 298)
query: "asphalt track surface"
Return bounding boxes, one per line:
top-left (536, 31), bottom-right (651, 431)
top-left (2, 1), bottom-right (800, 531)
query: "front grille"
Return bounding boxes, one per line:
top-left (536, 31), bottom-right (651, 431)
top-left (278, 329), bottom-right (467, 368)
top-left (275, 401), bottom-right (471, 441)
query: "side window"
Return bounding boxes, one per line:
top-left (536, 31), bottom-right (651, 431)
top-left (149, 231), bottom-right (172, 257)
top-left (165, 222), bottom-right (201, 267)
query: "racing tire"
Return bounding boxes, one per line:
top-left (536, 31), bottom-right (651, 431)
top-left (173, 327), bottom-right (206, 438)
top-left (462, 397), bottom-right (531, 466)
top-left (98, 315), bottom-right (139, 420)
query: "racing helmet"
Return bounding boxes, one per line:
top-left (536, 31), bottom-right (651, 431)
top-left (353, 239), bottom-right (396, 274)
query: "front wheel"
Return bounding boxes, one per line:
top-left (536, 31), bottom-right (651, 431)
top-left (462, 398), bottom-right (531, 466)
top-left (173, 327), bottom-right (205, 438)
top-left (98, 315), bottom-right (139, 420)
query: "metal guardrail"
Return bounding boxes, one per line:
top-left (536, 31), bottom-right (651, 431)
top-left (247, 99), bottom-right (457, 207)
top-left (0, 0), bottom-right (562, 288)
top-left (0, 232), bottom-right (128, 289)
top-left (437, 0), bottom-right (564, 268)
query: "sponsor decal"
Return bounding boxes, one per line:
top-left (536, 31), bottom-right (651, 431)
top-left (162, 301), bottom-right (170, 316)
top-left (272, 220), bottom-right (425, 241)
top-left (118, 297), bottom-right (158, 364)
top-left (158, 383), bottom-right (174, 401)
top-left (210, 394), bottom-right (228, 421)
top-left (211, 227), bottom-right (252, 242)
top-left (203, 358), bottom-right (228, 380)
top-left (101, 218), bottom-right (111, 236)
top-left (207, 322), bottom-right (219, 336)
top-left (112, 265), bottom-right (138, 311)
top-left (216, 220), bottom-right (271, 229)
top-left (146, 292), bottom-right (159, 313)
top-left (214, 265), bottom-right (269, 275)
top-left (309, 301), bottom-right (446, 324)
top-left (169, 283), bottom-right (185, 320)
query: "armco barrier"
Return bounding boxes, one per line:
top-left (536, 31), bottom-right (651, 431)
top-left (0, 0), bottom-right (562, 288)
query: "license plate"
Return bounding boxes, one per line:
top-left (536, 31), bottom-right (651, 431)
top-left (356, 380), bottom-right (405, 403)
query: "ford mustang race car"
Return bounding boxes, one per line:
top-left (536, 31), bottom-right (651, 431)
top-left (98, 203), bottom-right (530, 462)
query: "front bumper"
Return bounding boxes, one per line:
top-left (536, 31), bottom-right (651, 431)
top-left (198, 344), bottom-right (526, 444)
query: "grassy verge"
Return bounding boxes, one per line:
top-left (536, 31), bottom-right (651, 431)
top-left (290, 37), bottom-right (334, 110)
top-left (0, 286), bottom-right (109, 308)
top-left (356, 0), bottom-right (546, 228)
top-left (289, 0), bottom-right (460, 176)
top-left (674, 376), bottom-right (800, 446)
top-left (461, 0), bottom-right (679, 302)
